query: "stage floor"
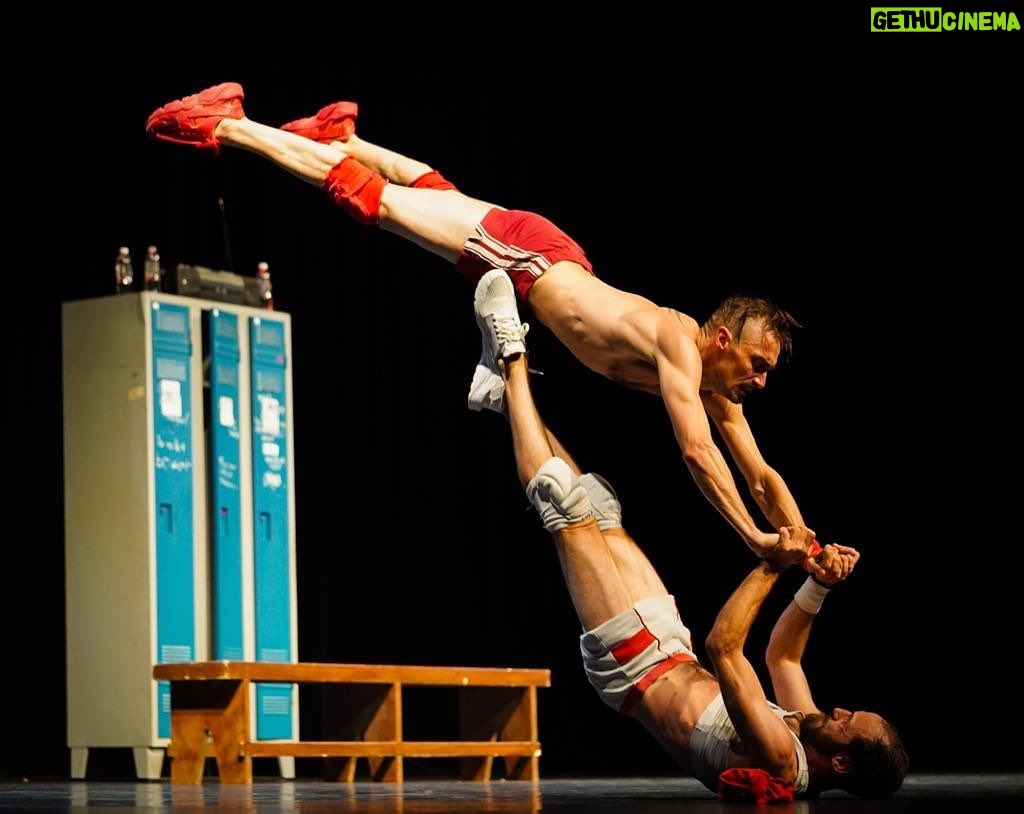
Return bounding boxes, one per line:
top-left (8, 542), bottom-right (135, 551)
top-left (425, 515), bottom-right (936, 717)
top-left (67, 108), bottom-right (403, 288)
top-left (0, 773), bottom-right (1021, 812)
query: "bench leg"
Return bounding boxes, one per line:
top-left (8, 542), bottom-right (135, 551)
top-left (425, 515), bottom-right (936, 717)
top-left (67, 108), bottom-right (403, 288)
top-left (323, 756), bottom-right (358, 783)
top-left (323, 754), bottom-right (400, 783)
top-left (458, 754), bottom-right (494, 783)
top-left (459, 686), bottom-right (539, 781)
top-left (505, 753), bottom-right (539, 781)
top-left (501, 685), bottom-right (540, 781)
top-left (369, 755), bottom-right (401, 783)
top-left (167, 679), bottom-right (252, 784)
top-left (322, 682), bottom-right (402, 782)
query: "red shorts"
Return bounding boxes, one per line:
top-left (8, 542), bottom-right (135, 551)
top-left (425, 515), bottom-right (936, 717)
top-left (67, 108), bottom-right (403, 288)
top-left (455, 208), bottom-right (594, 302)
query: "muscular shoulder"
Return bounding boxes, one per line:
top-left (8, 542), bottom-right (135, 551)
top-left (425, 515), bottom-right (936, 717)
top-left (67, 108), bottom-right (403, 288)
top-left (663, 307), bottom-right (700, 335)
top-left (652, 308), bottom-right (700, 361)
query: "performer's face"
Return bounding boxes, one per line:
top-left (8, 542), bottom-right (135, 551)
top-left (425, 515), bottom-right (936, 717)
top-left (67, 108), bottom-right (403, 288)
top-left (717, 319), bottom-right (780, 404)
top-left (800, 707), bottom-right (888, 752)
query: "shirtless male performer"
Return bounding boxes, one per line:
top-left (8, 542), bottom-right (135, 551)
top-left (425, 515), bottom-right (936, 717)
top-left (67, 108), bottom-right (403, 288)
top-left (469, 269), bottom-right (908, 799)
top-left (148, 82), bottom-right (814, 564)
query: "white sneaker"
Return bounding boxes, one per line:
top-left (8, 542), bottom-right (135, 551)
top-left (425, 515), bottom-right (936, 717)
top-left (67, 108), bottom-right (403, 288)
top-left (473, 269), bottom-right (530, 362)
top-left (467, 358), bottom-right (506, 414)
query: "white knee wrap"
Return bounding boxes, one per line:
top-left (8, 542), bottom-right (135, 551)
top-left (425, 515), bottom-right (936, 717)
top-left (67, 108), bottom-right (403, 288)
top-left (580, 472), bottom-right (622, 530)
top-left (526, 457), bottom-right (593, 532)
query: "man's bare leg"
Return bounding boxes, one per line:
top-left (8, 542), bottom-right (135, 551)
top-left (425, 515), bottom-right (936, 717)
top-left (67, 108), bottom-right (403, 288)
top-left (506, 384), bottom-right (669, 605)
top-left (337, 133), bottom-right (499, 258)
top-left (501, 354), bottom-right (634, 629)
top-left (211, 117), bottom-right (493, 263)
top-left (215, 117), bottom-right (342, 188)
top-left (540, 424), bottom-right (669, 603)
top-left (600, 527), bottom-right (671, 602)
top-left (332, 135), bottom-right (442, 188)
top-left (501, 353), bottom-right (556, 490)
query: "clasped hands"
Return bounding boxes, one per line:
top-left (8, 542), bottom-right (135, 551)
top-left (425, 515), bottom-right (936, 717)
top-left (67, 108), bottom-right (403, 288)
top-left (763, 526), bottom-right (860, 584)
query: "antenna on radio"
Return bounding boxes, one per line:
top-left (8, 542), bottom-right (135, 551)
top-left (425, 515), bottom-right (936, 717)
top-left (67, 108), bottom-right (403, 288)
top-left (217, 196), bottom-right (234, 271)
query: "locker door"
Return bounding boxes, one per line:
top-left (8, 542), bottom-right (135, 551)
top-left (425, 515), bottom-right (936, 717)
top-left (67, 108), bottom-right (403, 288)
top-left (249, 315), bottom-right (294, 739)
top-left (150, 301), bottom-right (196, 739)
top-left (207, 309), bottom-right (244, 660)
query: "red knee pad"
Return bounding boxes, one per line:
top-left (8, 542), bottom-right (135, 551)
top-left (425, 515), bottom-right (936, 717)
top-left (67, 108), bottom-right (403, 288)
top-left (410, 170), bottom-right (457, 191)
top-left (323, 157), bottom-right (387, 225)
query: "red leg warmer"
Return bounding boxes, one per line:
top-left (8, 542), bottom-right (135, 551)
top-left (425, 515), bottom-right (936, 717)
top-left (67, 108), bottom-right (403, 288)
top-left (322, 157), bottom-right (387, 225)
top-left (410, 170), bottom-right (457, 191)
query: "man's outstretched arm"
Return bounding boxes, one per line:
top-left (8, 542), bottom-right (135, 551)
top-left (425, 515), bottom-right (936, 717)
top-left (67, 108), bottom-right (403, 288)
top-left (703, 392), bottom-right (805, 530)
top-left (654, 329), bottom-right (782, 558)
top-left (705, 527), bottom-right (813, 779)
top-left (766, 543), bottom-right (860, 712)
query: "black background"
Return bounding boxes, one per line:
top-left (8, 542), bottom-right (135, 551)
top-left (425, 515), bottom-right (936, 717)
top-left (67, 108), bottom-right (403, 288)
top-left (3, 8), bottom-right (1021, 780)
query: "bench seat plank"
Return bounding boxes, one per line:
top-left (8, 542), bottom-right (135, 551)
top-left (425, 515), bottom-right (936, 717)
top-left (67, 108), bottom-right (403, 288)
top-left (154, 661), bottom-right (550, 687)
top-left (246, 741), bottom-right (541, 758)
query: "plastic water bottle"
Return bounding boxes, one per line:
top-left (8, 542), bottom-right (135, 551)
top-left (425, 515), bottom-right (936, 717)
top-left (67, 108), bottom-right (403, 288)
top-left (144, 245), bottom-right (164, 292)
top-left (257, 261), bottom-right (274, 310)
top-left (114, 246), bottom-right (134, 293)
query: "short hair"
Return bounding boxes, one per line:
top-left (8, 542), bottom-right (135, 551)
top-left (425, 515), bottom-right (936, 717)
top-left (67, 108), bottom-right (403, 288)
top-left (842, 720), bottom-right (910, 798)
top-left (703, 296), bottom-right (802, 359)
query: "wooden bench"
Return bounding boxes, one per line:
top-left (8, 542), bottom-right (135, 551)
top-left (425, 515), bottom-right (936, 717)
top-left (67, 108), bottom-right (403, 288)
top-left (152, 661), bottom-right (551, 784)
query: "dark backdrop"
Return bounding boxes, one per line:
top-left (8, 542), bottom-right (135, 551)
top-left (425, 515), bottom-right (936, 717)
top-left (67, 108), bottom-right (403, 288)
top-left (3, 8), bottom-right (1021, 780)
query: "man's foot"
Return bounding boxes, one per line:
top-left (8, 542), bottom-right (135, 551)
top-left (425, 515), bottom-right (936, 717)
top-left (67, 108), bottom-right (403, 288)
top-left (280, 101), bottom-right (359, 143)
top-left (145, 82), bottom-right (245, 153)
top-left (473, 269), bottom-right (530, 364)
top-left (467, 357), bottom-right (506, 414)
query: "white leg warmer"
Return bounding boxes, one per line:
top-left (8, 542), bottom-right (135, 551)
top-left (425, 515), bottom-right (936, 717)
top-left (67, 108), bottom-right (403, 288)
top-left (526, 457), bottom-right (593, 532)
top-left (579, 472), bottom-right (622, 530)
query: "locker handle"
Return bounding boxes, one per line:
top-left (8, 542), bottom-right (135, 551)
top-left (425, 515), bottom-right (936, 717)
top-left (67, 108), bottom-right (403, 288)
top-left (159, 503), bottom-right (173, 533)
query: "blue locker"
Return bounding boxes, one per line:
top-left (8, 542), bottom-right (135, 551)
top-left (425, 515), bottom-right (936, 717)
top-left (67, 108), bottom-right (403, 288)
top-left (64, 293), bottom-right (298, 779)
top-left (249, 316), bottom-right (294, 740)
top-left (150, 302), bottom-right (196, 739)
top-left (208, 310), bottom-right (244, 660)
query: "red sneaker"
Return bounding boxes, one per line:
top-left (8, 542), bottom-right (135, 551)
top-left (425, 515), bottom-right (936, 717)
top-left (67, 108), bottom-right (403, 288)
top-left (145, 82), bottom-right (246, 152)
top-left (280, 101), bottom-right (359, 143)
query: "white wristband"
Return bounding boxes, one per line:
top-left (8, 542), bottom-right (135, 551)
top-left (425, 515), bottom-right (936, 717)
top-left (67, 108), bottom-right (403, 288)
top-left (794, 576), bottom-right (831, 615)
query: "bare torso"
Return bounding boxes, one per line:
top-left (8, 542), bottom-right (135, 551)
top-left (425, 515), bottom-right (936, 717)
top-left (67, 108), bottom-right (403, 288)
top-left (630, 661), bottom-right (721, 772)
top-left (631, 661), bottom-right (804, 780)
top-left (527, 262), bottom-right (700, 395)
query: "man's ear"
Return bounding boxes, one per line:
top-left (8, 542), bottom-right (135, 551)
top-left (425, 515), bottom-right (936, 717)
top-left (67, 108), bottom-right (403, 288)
top-left (716, 326), bottom-right (733, 349)
top-left (831, 752), bottom-right (853, 775)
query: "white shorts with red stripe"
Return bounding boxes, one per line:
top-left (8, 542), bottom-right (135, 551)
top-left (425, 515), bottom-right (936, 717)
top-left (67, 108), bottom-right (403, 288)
top-left (579, 594), bottom-right (697, 715)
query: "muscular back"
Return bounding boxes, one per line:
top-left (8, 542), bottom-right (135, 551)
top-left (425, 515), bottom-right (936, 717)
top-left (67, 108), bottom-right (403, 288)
top-left (528, 262), bottom-right (700, 394)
